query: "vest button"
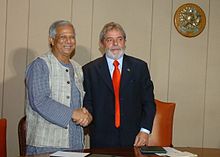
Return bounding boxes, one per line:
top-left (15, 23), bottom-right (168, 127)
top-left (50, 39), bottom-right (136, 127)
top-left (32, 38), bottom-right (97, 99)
top-left (66, 96), bottom-right (70, 99)
top-left (66, 69), bottom-right (69, 72)
top-left (67, 81), bottom-right (70, 84)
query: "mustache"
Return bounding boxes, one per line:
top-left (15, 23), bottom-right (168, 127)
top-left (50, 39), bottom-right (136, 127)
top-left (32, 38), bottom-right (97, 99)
top-left (109, 46), bottom-right (122, 50)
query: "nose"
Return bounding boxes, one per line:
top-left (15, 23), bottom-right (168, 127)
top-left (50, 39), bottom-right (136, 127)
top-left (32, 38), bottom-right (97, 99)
top-left (113, 39), bottom-right (118, 46)
top-left (66, 37), bottom-right (73, 43)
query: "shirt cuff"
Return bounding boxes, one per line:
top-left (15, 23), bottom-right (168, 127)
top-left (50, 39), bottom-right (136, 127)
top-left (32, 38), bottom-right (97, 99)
top-left (140, 128), bottom-right (150, 134)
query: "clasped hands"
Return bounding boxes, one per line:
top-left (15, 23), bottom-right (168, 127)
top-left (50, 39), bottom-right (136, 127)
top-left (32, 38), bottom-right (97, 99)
top-left (72, 107), bottom-right (92, 127)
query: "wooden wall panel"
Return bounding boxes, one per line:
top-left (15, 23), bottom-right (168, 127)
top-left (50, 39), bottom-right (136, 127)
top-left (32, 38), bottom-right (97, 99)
top-left (204, 0), bottom-right (220, 148)
top-left (72, 0), bottom-right (93, 66)
top-left (91, 0), bottom-right (152, 62)
top-left (3, 0), bottom-right (29, 156)
top-left (169, 0), bottom-right (209, 147)
top-left (1, 1), bottom-right (220, 156)
top-left (27, 0), bottom-right (72, 64)
top-left (0, 0), bottom-right (7, 118)
top-left (150, 0), bottom-right (172, 101)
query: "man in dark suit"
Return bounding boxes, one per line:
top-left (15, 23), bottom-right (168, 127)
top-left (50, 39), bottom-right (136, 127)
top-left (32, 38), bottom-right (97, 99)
top-left (83, 22), bottom-right (156, 148)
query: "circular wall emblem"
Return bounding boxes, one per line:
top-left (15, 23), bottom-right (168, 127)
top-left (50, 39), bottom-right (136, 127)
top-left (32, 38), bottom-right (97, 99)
top-left (174, 3), bottom-right (206, 37)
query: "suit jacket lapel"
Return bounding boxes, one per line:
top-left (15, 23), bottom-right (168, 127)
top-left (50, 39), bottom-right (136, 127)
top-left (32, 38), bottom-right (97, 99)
top-left (96, 56), bottom-right (114, 93)
top-left (120, 55), bottom-right (133, 91)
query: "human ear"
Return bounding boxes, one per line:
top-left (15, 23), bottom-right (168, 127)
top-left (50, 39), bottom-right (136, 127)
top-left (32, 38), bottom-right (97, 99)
top-left (99, 42), bottom-right (105, 54)
top-left (48, 37), bottom-right (55, 46)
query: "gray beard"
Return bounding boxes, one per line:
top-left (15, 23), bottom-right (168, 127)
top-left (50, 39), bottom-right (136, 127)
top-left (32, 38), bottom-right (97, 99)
top-left (105, 49), bottom-right (125, 60)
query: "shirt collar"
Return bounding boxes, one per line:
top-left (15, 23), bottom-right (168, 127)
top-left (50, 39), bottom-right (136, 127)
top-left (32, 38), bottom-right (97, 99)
top-left (105, 54), bottom-right (124, 67)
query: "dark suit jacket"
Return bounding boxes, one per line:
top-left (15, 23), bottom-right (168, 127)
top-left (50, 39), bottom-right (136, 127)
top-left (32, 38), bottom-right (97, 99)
top-left (83, 54), bottom-right (156, 148)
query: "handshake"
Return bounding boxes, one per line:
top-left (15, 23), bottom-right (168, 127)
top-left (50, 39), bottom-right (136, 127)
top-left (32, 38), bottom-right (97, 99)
top-left (72, 107), bottom-right (93, 127)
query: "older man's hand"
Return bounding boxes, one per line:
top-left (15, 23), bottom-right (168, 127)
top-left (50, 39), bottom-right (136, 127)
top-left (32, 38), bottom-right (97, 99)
top-left (134, 131), bottom-right (149, 147)
top-left (72, 107), bottom-right (93, 127)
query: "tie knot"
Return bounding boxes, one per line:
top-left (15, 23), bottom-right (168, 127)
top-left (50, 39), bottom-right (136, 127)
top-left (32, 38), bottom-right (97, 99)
top-left (113, 60), bottom-right (119, 67)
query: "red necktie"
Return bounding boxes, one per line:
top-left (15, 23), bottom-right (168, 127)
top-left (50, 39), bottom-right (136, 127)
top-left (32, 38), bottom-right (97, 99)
top-left (113, 60), bottom-right (121, 128)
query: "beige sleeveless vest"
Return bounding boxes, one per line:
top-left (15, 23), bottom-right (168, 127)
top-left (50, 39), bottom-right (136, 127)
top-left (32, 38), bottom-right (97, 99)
top-left (26, 52), bottom-right (84, 147)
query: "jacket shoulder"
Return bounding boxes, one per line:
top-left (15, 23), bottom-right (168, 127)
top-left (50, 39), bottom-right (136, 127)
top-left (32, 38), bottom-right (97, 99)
top-left (83, 57), bottom-right (104, 70)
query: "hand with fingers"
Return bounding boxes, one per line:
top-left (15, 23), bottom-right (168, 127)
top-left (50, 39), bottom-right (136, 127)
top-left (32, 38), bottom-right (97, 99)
top-left (72, 107), bottom-right (93, 127)
top-left (134, 131), bottom-right (149, 147)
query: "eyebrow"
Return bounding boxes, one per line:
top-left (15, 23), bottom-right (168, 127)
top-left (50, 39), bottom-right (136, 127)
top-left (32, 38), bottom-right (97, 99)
top-left (105, 36), bottom-right (124, 39)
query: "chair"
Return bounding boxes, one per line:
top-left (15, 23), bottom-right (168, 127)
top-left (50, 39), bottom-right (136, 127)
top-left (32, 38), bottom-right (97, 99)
top-left (18, 116), bottom-right (26, 156)
top-left (148, 99), bottom-right (176, 147)
top-left (0, 118), bottom-right (7, 157)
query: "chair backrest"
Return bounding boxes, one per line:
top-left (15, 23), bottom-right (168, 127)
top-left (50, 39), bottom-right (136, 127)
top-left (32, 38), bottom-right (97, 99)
top-left (148, 99), bottom-right (176, 147)
top-left (18, 116), bottom-right (26, 156)
top-left (0, 118), bottom-right (7, 157)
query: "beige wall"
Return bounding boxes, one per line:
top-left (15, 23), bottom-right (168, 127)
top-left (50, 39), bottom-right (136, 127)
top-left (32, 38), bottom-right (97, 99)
top-left (0, 0), bottom-right (220, 156)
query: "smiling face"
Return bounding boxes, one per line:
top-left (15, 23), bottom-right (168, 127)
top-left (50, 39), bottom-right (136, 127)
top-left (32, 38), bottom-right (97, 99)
top-left (101, 29), bottom-right (126, 59)
top-left (49, 24), bottom-right (76, 62)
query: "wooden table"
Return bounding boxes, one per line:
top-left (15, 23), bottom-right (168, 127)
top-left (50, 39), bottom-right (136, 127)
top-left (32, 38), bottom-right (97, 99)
top-left (18, 147), bottom-right (220, 157)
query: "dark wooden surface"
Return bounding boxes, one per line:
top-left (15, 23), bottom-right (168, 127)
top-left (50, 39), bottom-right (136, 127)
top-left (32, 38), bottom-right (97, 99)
top-left (18, 147), bottom-right (220, 157)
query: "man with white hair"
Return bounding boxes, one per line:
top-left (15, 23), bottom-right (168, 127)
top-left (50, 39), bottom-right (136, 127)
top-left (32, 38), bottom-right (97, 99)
top-left (25, 20), bottom-right (92, 155)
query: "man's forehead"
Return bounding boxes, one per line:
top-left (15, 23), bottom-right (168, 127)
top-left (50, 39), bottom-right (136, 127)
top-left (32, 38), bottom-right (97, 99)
top-left (57, 24), bottom-right (74, 30)
top-left (106, 29), bottom-right (123, 37)
top-left (56, 25), bottom-right (75, 34)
